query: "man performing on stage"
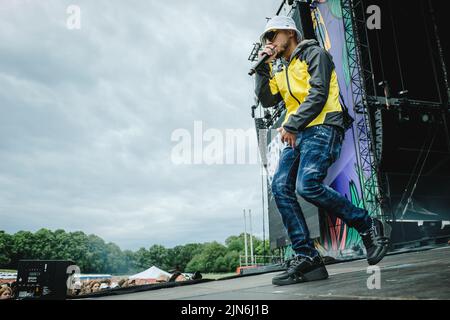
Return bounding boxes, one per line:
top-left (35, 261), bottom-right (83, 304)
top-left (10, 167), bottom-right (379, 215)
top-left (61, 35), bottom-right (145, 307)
top-left (254, 16), bottom-right (391, 286)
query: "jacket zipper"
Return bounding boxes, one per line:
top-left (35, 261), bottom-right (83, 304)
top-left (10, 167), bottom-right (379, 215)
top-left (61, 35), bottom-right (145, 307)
top-left (285, 65), bottom-right (302, 106)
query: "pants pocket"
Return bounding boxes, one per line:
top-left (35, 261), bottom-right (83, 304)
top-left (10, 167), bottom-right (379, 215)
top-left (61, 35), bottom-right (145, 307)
top-left (330, 131), bottom-right (343, 163)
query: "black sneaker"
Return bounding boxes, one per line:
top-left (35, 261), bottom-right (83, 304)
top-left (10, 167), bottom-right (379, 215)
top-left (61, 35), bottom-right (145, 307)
top-left (360, 217), bottom-right (392, 265)
top-left (272, 255), bottom-right (329, 286)
top-left (272, 257), bottom-right (294, 280)
top-left (281, 257), bottom-right (295, 269)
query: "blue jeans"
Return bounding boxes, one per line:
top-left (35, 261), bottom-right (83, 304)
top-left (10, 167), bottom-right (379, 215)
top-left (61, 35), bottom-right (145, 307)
top-left (271, 124), bottom-right (371, 258)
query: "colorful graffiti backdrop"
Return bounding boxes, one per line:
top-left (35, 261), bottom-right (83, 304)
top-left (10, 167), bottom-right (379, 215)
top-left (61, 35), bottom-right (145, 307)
top-left (312, 0), bottom-right (367, 258)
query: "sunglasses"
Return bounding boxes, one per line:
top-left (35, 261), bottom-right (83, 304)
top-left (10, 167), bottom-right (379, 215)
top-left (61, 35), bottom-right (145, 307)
top-left (264, 30), bottom-right (279, 43)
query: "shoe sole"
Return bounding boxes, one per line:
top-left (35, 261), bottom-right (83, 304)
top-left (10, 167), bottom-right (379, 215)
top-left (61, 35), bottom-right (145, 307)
top-left (368, 221), bottom-right (392, 265)
top-left (367, 245), bottom-right (389, 265)
top-left (272, 266), bottom-right (329, 286)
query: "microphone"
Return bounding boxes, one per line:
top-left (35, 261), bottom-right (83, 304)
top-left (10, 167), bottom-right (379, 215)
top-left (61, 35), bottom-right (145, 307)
top-left (248, 52), bottom-right (273, 76)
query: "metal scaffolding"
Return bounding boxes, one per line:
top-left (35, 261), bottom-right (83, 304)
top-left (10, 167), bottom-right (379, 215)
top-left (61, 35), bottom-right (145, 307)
top-left (341, 0), bottom-right (386, 220)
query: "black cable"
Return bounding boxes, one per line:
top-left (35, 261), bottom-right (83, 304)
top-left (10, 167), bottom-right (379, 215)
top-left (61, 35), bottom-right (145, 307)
top-left (427, 0), bottom-right (450, 103)
top-left (395, 0), bottom-right (445, 219)
top-left (427, 0), bottom-right (450, 153)
top-left (395, 136), bottom-right (427, 218)
top-left (374, 29), bottom-right (385, 84)
top-left (276, 0), bottom-right (288, 15)
top-left (399, 124), bottom-right (439, 220)
top-left (388, 1), bottom-right (406, 93)
top-left (420, 0), bottom-right (442, 104)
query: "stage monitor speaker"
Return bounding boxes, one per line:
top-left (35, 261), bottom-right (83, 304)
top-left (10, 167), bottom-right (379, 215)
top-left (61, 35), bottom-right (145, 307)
top-left (15, 260), bottom-right (75, 300)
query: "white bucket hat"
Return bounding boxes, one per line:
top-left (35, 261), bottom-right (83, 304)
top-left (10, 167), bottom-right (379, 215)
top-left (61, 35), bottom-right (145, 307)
top-left (260, 15), bottom-right (303, 45)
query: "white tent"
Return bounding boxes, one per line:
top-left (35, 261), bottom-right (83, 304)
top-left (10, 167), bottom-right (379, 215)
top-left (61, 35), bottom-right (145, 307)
top-left (129, 266), bottom-right (171, 280)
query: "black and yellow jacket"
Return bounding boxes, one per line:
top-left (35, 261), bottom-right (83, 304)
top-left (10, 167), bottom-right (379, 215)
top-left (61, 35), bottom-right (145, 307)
top-left (255, 39), bottom-right (344, 133)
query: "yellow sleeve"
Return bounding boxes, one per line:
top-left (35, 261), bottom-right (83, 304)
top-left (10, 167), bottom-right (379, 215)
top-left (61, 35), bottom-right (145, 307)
top-left (268, 64), bottom-right (280, 95)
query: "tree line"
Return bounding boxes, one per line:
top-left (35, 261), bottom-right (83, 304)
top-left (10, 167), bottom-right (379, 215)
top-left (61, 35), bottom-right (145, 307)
top-left (0, 229), bottom-right (276, 274)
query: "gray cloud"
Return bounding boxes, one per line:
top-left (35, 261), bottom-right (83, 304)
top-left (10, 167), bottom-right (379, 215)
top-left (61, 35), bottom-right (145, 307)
top-left (0, 0), bottom-right (279, 250)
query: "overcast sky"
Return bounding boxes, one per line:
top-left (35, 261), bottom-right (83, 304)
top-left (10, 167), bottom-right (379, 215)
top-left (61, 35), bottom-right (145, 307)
top-left (0, 0), bottom-right (283, 250)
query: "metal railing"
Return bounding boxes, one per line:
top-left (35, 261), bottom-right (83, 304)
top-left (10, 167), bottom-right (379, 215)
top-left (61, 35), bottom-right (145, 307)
top-left (239, 255), bottom-right (284, 267)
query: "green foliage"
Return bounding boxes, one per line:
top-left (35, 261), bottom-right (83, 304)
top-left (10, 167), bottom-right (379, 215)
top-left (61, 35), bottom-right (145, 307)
top-left (185, 242), bottom-right (227, 273)
top-left (0, 229), bottom-right (276, 274)
top-left (0, 231), bottom-right (13, 266)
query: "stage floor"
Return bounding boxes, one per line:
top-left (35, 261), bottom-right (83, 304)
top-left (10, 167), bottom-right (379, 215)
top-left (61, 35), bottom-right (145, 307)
top-left (93, 245), bottom-right (450, 300)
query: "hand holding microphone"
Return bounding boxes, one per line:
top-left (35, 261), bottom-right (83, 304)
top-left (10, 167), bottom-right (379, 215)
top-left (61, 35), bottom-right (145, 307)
top-left (259, 44), bottom-right (278, 61)
top-left (248, 44), bottom-right (279, 76)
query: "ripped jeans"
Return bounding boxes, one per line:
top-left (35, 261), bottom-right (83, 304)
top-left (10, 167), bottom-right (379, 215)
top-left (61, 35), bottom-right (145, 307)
top-left (271, 124), bottom-right (371, 258)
